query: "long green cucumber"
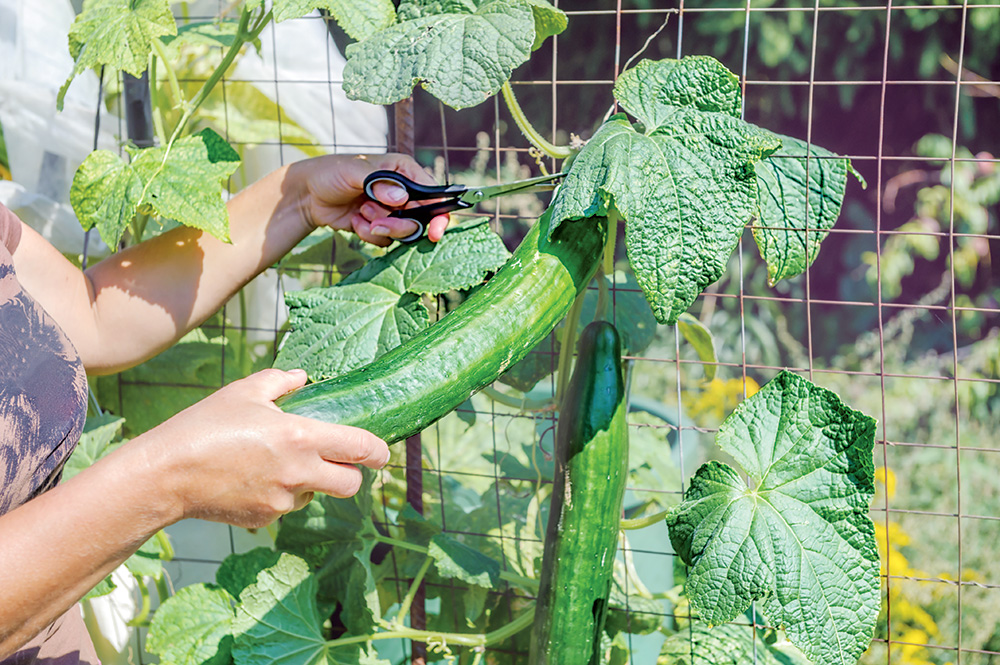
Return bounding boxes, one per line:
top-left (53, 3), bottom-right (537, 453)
top-left (529, 320), bottom-right (629, 665)
top-left (275, 209), bottom-right (607, 443)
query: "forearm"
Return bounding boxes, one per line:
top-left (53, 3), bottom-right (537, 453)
top-left (79, 163), bottom-right (313, 373)
top-left (0, 443), bottom-right (177, 658)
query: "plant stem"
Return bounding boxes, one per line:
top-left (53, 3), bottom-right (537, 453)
top-left (135, 5), bottom-right (272, 211)
top-left (604, 207), bottom-right (619, 276)
top-left (482, 385), bottom-right (555, 412)
top-left (555, 291), bottom-right (586, 405)
top-left (620, 508), bottom-right (671, 531)
top-left (396, 556), bottom-right (433, 624)
top-left (154, 530), bottom-right (175, 560)
top-left (148, 56), bottom-right (168, 146)
top-left (500, 82), bottom-right (573, 160)
top-left (151, 38), bottom-right (184, 112)
top-left (165, 6), bottom-right (271, 147)
top-left (595, 268), bottom-right (610, 322)
top-left (127, 574), bottom-right (151, 627)
top-left (328, 606), bottom-right (535, 649)
top-left (373, 534), bottom-right (539, 590)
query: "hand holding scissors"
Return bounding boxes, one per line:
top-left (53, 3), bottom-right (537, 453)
top-left (363, 170), bottom-right (565, 243)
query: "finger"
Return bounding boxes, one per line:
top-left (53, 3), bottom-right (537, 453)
top-left (308, 423), bottom-right (390, 469)
top-left (313, 462), bottom-right (365, 499)
top-left (237, 367), bottom-right (308, 401)
top-left (425, 214), bottom-right (451, 242)
top-left (350, 214), bottom-right (392, 247)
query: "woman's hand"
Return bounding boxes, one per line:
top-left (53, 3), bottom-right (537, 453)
top-left (291, 153), bottom-right (450, 246)
top-left (130, 368), bottom-right (389, 529)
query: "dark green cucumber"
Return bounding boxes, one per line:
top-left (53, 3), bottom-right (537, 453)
top-left (275, 209), bottom-right (607, 443)
top-left (529, 320), bottom-right (629, 665)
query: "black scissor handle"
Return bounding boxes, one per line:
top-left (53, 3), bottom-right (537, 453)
top-left (363, 170), bottom-right (465, 203)
top-left (364, 170), bottom-right (470, 243)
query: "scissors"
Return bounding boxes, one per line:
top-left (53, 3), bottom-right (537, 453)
top-left (363, 170), bottom-right (565, 243)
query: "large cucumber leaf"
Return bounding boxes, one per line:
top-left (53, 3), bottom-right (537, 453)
top-left (612, 56), bottom-right (742, 126)
top-left (59, 0), bottom-right (176, 109)
top-left (274, 479), bottom-right (382, 639)
top-left (754, 135), bottom-right (856, 285)
top-left (232, 554), bottom-right (329, 665)
top-left (658, 621), bottom-right (807, 665)
top-left (342, 0), bottom-right (565, 109)
top-left (70, 128), bottom-right (241, 249)
top-left (549, 109), bottom-right (779, 325)
top-left (666, 371), bottom-right (880, 665)
top-left (147, 584), bottom-right (236, 665)
top-left (275, 219), bottom-right (509, 380)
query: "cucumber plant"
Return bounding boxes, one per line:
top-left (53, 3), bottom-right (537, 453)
top-left (57, 2), bottom-right (880, 665)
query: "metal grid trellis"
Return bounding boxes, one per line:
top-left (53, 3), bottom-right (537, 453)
top-left (59, 1), bottom-right (999, 664)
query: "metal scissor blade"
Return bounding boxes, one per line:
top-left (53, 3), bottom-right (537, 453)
top-left (457, 172), bottom-right (566, 205)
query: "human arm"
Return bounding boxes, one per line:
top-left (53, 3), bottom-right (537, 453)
top-left (0, 368), bottom-right (388, 659)
top-left (10, 153), bottom-right (448, 374)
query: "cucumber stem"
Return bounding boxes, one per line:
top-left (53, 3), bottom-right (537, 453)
top-left (500, 82), bottom-right (573, 160)
top-left (555, 290), bottom-right (586, 405)
top-left (373, 534), bottom-right (539, 590)
top-left (148, 55), bottom-right (168, 146)
top-left (396, 556), bottom-right (433, 624)
top-left (328, 605), bottom-right (535, 649)
top-left (482, 385), bottom-right (555, 412)
top-left (151, 38), bottom-right (184, 112)
top-left (620, 508), bottom-right (671, 531)
top-left (127, 574), bottom-right (152, 627)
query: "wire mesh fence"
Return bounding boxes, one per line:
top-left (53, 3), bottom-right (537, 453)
top-left (13, 0), bottom-right (994, 663)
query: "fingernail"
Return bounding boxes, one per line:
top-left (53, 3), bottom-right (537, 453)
top-left (384, 185), bottom-right (407, 204)
top-left (372, 225), bottom-right (391, 237)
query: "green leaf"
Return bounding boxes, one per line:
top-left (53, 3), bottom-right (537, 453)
top-left (428, 533), bottom-right (502, 588)
top-left (665, 371), bottom-right (880, 665)
top-left (62, 414), bottom-right (126, 481)
top-left (217, 547), bottom-right (283, 601)
top-left (342, 0), bottom-right (539, 109)
top-left (274, 0), bottom-right (396, 41)
top-left (60, 0), bottom-right (176, 109)
top-left (613, 57), bottom-right (742, 130)
top-left (147, 583), bottom-right (235, 665)
top-left (275, 479), bottom-right (380, 637)
top-left (657, 621), bottom-right (785, 665)
top-left (69, 150), bottom-right (144, 246)
top-left (233, 553), bottom-right (328, 665)
top-left (525, 0), bottom-right (567, 51)
top-left (676, 313), bottom-right (717, 382)
top-left (753, 135), bottom-right (852, 285)
top-left (130, 129), bottom-right (241, 241)
top-left (275, 220), bottom-right (509, 380)
top-left (83, 575), bottom-right (117, 601)
top-left (125, 535), bottom-right (169, 579)
top-left (161, 20), bottom-right (241, 48)
top-left (70, 128), bottom-right (241, 248)
top-left (550, 110), bottom-right (779, 324)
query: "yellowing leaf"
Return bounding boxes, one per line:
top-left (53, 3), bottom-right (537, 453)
top-left (60, 0), bottom-right (176, 109)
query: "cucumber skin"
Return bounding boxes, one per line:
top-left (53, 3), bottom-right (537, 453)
top-left (530, 320), bottom-right (629, 665)
top-left (275, 210), bottom-right (607, 444)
